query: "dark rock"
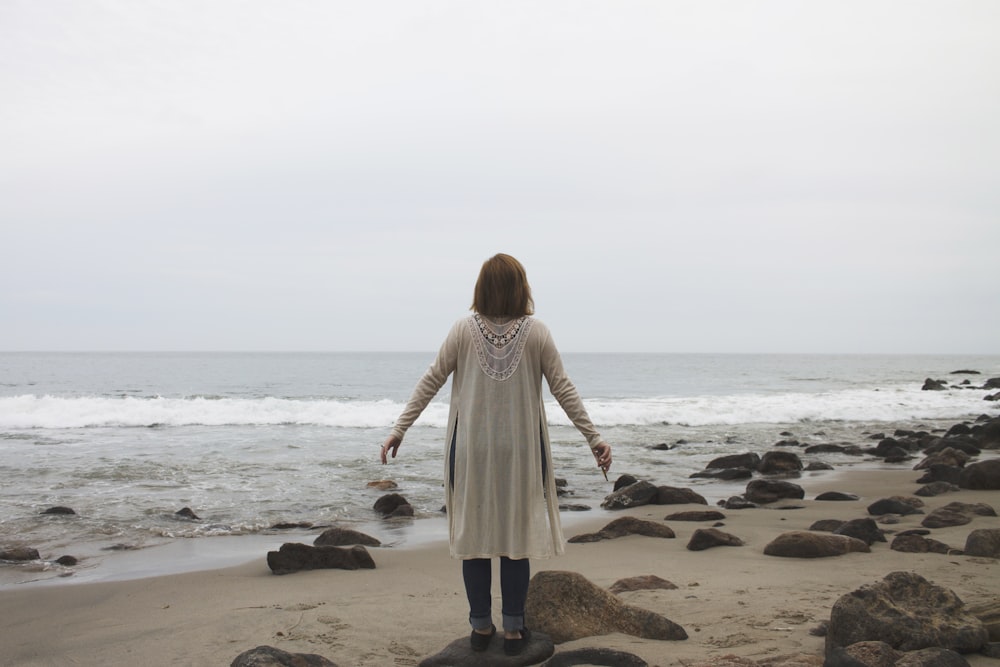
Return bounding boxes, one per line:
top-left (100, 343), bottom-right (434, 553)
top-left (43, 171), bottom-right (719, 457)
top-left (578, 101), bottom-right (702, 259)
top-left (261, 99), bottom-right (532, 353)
top-left (914, 481), bottom-right (961, 497)
top-left (959, 459), bottom-right (1000, 490)
top-left (387, 504), bottom-right (414, 518)
top-left (41, 506), bottom-right (76, 515)
top-left (568, 517), bottom-right (675, 543)
top-left (663, 510), bottom-right (726, 522)
top-left (270, 522), bottom-right (314, 530)
top-left (687, 527), bottom-right (744, 551)
top-left (175, 507), bottom-right (201, 520)
top-left (367, 479), bottom-right (398, 491)
top-left (924, 436), bottom-right (981, 456)
top-left (913, 447), bottom-right (970, 471)
top-left (833, 518), bottom-right (886, 545)
top-left (608, 575), bottom-right (678, 594)
top-left (983, 642), bottom-right (1000, 658)
top-left (558, 504), bottom-right (591, 512)
top-left (649, 443), bottom-right (676, 451)
top-left (613, 474), bottom-right (638, 491)
top-left (266, 543), bottom-right (375, 575)
top-left (763, 531), bottom-right (870, 558)
top-left (866, 498), bottom-right (922, 516)
top-left (809, 519), bottom-right (846, 532)
top-left (653, 486), bottom-right (707, 505)
top-left (985, 378), bottom-right (1000, 390)
top-left (720, 496), bottom-right (757, 510)
top-left (525, 570), bottom-right (687, 643)
top-left (815, 491), bottom-right (859, 501)
top-left (373, 493), bottom-right (411, 516)
top-left (759, 450), bottom-right (804, 474)
top-left (951, 370), bottom-right (981, 375)
top-left (806, 461), bottom-right (836, 471)
top-left (601, 481), bottom-right (658, 510)
top-left (313, 527), bottom-right (381, 547)
top-left (230, 645), bottom-right (338, 666)
top-left (828, 641), bottom-right (900, 667)
top-left (774, 438), bottom-right (801, 447)
top-left (922, 378), bottom-right (948, 391)
top-left (706, 452), bottom-right (760, 470)
top-left (964, 528), bottom-right (1000, 558)
top-left (890, 534), bottom-right (956, 554)
top-left (826, 571), bottom-right (988, 654)
top-left (893, 647), bottom-right (971, 666)
top-left (922, 501), bottom-right (997, 529)
top-left (690, 467), bottom-right (753, 481)
top-left (0, 547), bottom-right (40, 561)
top-left (55, 555), bottom-right (78, 566)
top-left (966, 599), bottom-right (1000, 642)
top-left (745, 479), bottom-right (805, 504)
top-left (805, 444), bottom-right (848, 454)
top-left (419, 631), bottom-right (554, 666)
top-left (541, 648), bottom-right (648, 666)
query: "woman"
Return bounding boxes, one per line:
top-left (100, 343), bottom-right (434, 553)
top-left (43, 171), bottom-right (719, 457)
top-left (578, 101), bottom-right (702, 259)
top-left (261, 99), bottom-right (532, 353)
top-left (380, 253), bottom-right (612, 656)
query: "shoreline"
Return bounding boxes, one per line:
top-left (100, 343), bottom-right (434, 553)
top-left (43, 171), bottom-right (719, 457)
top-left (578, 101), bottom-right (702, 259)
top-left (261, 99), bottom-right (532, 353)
top-left (2, 462), bottom-right (998, 665)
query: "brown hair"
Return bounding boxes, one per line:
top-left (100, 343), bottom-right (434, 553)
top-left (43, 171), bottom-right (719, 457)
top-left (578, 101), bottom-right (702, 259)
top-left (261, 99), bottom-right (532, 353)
top-left (471, 253), bottom-right (535, 318)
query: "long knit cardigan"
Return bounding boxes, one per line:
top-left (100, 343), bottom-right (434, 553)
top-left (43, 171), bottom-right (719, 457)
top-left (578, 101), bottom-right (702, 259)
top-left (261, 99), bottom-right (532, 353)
top-left (390, 315), bottom-right (606, 559)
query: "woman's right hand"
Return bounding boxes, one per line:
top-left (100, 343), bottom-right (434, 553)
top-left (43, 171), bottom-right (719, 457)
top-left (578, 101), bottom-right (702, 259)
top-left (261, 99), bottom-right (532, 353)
top-left (380, 436), bottom-right (401, 464)
top-left (592, 442), bottom-right (612, 473)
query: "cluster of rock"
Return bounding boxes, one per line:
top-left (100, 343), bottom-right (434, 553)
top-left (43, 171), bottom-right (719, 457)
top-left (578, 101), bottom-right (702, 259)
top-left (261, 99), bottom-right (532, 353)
top-left (922, 371), bottom-right (1000, 401)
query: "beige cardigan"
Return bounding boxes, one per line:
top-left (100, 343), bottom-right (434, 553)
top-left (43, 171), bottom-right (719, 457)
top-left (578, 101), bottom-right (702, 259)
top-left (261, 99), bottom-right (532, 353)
top-left (390, 315), bottom-right (605, 559)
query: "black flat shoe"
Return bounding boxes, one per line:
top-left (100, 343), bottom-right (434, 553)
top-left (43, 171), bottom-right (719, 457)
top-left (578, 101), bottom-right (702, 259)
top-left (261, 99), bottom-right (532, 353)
top-left (503, 627), bottom-right (531, 656)
top-left (470, 624), bottom-right (496, 652)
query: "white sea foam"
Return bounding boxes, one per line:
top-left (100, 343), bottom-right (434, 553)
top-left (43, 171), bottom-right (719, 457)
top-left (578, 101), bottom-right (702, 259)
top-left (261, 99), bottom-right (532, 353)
top-left (0, 385), bottom-right (990, 430)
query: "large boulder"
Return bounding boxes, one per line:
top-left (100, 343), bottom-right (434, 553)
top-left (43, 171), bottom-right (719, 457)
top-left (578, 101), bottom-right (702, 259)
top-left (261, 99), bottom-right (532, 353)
top-left (763, 532), bottom-right (870, 558)
top-left (601, 480), bottom-right (659, 510)
top-left (231, 645), bottom-right (338, 666)
top-left (266, 543), bottom-right (375, 575)
top-left (568, 517), bottom-right (674, 543)
top-left (921, 501), bottom-right (997, 529)
top-left (687, 528), bottom-right (744, 551)
top-left (758, 450), bottom-right (803, 474)
top-left (653, 486), bottom-right (707, 505)
top-left (419, 631), bottom-right (554, 666)
top-left (826, 571), bottom-right (988, 655)
top-left (958, 458), bottom-right (1000, 490)
top-left (706, 452), bottom-right (760, 470)
top-left (964, 528), bottom-right (1000, 558)
top-left (313, 527), bottom-right (381, 547)
top-left (525, 570), bottom-right (687, 644)
top-left (745, 479), bottom-right (805, 504)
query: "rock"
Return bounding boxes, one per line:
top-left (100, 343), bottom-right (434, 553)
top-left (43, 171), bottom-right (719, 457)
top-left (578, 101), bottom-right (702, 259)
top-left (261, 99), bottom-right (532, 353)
top-left (687, 528), bottom-right (744, 551)
top-left (367, 479), bottom-right (398, 491)
top-left (806, 461), bottom-right (836, 471)
top-left (815, 492), bottom-right (859, 501)
top-left (758, 450), bottom-right (804, 474)
top-left (175, 507), bottom-right (201, 520)
top-left (720, 496), bottom-right (757, 510)
top-left (0, 547), bottom-right (40, 561)
top-left (745, 479), bottom-right (805, 504)
top-left (266, 543), bottom-right (375, 575)
top-left (866, 498), bottom-right (922, 516)
top-left (809, 519), bottom-right (846, 532)
top-left (41, 506), bottom-right (76, 515)
top-left (833, 518), bottom-right (886, 546)
top-left (653, 486), bottom-right (707, 505)
top-left (373, 493), bottom-right (411, 516)
top-left (916, 464), bottom-right (963, 485)
top-left (826, 571), bottom-right (988, 655)
top-left (608, 574), bottom-right (678, 594)
top-left (55, 555), bottom-right (78, 566)
top-left (827, 641), bottom-right (900, 667)
top-left (690, 467), bottom-right (753, 481)
top-left (964, 528), bottom-right (1000, 558)
top-left (601, 481), bottom-right (658, 510)
top-left (893, 648), bottom-right (971, 666)
top-left (922, 501), bottom-right (997, 529)
top-left (568, 516), bottom-right (675, 543)
top-left (804, 444), bottom-right (848, 454)
top-left (922, 378), bottom-right (947, 391)
top-left (683, 654), bottom-right (822, 666)
top-left (558, 504), bottom-right (591, 512)
top-left (966, 599), bottom-right (1000, 642)
top-left (958, 459), bottom-right (1000, 490)
top-left (763, 531), bottom-right (870, 558)
top-left (706, 452), bottom-right (760, 470)
top-left (270, 522), bottom-right (314, 530)
top-left (541, 648), bottom-right (648, 666)
top-left (419, 630), bottom-right (554, 666)
top-left (914, 481), bottom-right (960, 497)
top-left (313, 527), bottom-right (381, 547)
top-left (613, 474), bottom-right (639, 491)
top-left (231, 645), bottom-right (338, 666)
top-left (889, 534), bottom-right (956, 554)
top-left (913, 447), bottom-right (970, 471)
top-left (663, 510), bottom-right (726, 521)
top-left (525, 570), bottom-right (687, 643)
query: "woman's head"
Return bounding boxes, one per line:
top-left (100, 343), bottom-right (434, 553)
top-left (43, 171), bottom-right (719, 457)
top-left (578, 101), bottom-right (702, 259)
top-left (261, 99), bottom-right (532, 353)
top-left (471, 253), bottom-right (534, 318)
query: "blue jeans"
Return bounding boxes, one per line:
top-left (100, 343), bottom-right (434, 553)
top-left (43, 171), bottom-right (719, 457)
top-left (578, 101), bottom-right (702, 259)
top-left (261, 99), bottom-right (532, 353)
top-left (462, 557), bottom-right (530, 633)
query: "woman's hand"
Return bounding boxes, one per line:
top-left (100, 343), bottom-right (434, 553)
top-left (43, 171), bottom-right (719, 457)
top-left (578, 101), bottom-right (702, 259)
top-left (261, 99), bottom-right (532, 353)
top-left (592, 442), bottom-right (612, 473)
top-left (380, 436), bottom-right (401, 464)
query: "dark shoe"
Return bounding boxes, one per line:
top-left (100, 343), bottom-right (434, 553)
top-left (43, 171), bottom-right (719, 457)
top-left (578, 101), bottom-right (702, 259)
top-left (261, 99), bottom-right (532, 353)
top-left (470, 624), bottom-right (495, 652)
top-left (503, 627), bottom-right (531, 656)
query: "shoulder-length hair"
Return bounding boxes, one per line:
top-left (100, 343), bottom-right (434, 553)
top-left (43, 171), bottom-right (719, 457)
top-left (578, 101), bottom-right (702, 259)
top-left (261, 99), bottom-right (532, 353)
top-left (471, 253), bottom-right (535, 318)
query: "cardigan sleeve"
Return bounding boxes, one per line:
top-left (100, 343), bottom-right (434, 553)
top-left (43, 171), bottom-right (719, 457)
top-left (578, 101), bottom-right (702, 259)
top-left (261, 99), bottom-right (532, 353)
top-left (390, 320), bottom-right (461, 441)
top-left (538, 323), bottom-right (605, 450)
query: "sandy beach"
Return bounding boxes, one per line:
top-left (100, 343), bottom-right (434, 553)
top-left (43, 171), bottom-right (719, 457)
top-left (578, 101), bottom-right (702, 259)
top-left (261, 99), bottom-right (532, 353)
top-left (1, 463), bottom-right (998, 667)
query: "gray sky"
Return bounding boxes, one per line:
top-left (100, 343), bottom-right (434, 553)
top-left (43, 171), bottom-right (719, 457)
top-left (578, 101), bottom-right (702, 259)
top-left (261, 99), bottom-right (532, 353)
top-left (2, 1), bottom-right (998, 354)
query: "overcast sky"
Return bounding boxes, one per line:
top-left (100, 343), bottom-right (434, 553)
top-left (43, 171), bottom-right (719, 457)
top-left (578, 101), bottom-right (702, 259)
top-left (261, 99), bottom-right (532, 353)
top-left (2, 1), bottom-right (997, 354)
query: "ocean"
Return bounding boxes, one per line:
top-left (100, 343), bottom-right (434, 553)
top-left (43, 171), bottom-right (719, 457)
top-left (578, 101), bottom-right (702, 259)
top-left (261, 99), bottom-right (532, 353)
top-left (2, 351), bottom-right (998, 586)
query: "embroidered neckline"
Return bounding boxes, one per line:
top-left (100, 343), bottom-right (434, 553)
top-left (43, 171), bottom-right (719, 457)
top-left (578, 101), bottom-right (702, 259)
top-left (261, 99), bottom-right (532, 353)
top-left (468, 314), bottom-right (533, 381)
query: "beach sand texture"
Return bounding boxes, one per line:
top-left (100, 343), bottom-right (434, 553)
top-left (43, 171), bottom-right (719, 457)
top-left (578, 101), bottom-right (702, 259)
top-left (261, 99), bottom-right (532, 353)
top-left (1, 466), bottom-right (998, 666)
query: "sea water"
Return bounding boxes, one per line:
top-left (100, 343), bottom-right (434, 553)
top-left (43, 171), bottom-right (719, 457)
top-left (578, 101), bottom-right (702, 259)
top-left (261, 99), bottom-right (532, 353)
top-left (1, 351), bottom-right (998, 585)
